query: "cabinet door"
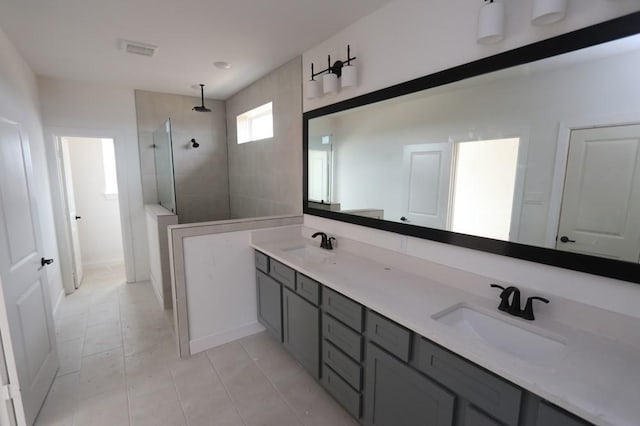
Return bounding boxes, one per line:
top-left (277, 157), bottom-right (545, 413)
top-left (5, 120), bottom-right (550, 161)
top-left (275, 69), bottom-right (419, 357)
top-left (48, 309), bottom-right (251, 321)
top-left (283, 288), bottom-right (320, 379)
top-left (536, 402), bottom-right (590, 426)
top-left (256, 271), bottom-right (282, 341)
top-left (364, 343), bottom-right (455, 426)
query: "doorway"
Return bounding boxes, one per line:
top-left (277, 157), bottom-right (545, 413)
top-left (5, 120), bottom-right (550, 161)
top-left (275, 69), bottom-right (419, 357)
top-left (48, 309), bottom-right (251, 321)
top-left (58, 137), bottom-right (125, 289)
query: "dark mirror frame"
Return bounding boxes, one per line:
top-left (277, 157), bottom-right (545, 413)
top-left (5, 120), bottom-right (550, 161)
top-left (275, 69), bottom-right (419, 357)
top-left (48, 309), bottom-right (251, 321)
top-left (303, 11), bottom-right (640, 285)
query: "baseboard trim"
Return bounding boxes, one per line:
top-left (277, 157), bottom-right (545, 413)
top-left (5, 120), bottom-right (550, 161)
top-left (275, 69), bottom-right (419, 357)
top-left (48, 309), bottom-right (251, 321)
top-left (189, 322), bottom-right (266, 355)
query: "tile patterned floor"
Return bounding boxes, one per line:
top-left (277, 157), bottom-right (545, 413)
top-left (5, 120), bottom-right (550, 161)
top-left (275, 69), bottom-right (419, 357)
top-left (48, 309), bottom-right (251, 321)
top-left (36, 265), bottom-right (356, 426)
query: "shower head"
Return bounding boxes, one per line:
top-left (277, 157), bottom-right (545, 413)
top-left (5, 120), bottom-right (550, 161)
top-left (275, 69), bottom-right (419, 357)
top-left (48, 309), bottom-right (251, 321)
top-left (193, 84), bottom-right (211, 112)
top-left (190, 138), bottom-right (200, 148)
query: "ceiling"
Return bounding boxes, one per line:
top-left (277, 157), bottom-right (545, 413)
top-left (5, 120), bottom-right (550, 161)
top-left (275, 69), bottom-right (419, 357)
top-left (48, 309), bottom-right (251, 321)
top-left (0, 0), bottom-right (390, 99)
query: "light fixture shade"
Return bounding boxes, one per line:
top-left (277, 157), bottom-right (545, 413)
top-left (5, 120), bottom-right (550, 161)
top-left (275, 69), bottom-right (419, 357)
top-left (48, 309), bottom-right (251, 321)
top-left (477, 1), bottom-right (505, 45)
top-left (341, 64), bottom-right (358, 88)
top-left (531, 0), bottom-right (567, 25)
top-left (323, 73), bottom-right (338, 94)
top-left (306, 79), bottom-right (321, 99)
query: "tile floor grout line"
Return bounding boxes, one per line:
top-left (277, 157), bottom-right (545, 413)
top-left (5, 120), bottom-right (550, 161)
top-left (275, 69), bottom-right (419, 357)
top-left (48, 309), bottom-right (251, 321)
top-left (238, 339), bottom-right (305, 426)
top-left (204, 348), bottom-right (249, 426)
top-left (168, 365), bottom-right (192, 426)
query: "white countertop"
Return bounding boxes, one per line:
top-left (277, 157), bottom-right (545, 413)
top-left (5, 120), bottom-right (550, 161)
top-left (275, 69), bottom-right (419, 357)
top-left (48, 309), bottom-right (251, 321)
top-left (250, 231), bottom-right (640, 426)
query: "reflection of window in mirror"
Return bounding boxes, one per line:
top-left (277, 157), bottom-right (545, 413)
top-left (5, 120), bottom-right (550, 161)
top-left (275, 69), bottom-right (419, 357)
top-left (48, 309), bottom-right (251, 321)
top-left (308, 134), bottom-right (333, 202)
top-left (450, 138), bottom-right (520, 240)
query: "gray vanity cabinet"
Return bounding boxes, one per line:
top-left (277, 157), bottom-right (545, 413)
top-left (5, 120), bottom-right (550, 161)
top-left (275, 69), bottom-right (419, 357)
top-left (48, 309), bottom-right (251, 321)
top-left (534, 402), bottom-right (590, 426)
top-left (256, 270), bottom-right (282, 341)
top-left (282, 287), bottom-right (320, 379)
top-left (254, 251), bottom-right (592, 426)
top-left (364, 342), bottom-right (455, 426)
top-left (321, 288), bottom-right (366, 420)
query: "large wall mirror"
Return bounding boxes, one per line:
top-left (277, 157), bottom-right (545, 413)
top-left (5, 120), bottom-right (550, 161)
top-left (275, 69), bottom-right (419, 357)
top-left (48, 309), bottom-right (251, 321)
top-left (303, 12), bottom-right (640, 284)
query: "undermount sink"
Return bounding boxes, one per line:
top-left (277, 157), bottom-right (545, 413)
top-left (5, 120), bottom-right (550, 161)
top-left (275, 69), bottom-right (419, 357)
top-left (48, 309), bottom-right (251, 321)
top-left (433, 304), bottom-right (566, 366)
top-left (281, 245), bottom-right (334, 263)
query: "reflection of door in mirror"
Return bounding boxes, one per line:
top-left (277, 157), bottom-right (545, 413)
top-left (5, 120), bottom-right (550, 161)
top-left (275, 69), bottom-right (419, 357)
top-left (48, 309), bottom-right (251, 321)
top-left (556, 124), bottom-right (640, 262)
top-left (309, 149), bottom-right (331, 202)
top-left (401, 138), bottom-right (521, 240)
top-left (308, 134), bottom-right (333, 203)
top-left (402, 143), bottom-right (452, 228)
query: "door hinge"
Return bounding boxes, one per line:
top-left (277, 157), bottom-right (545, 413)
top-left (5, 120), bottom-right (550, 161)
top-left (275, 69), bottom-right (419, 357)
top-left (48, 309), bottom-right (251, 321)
top-left (0, 384), bottom-right (19, 401)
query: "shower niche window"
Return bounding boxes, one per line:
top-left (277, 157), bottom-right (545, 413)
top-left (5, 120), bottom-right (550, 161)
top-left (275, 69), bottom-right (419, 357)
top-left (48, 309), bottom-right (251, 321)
top-left (153, 118), bottom-right (177, 213)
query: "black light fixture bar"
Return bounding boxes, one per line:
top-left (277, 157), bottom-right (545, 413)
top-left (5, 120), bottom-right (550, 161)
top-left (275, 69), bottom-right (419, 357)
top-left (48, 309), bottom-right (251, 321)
top-left (310, 45), bottom-right (357, 80)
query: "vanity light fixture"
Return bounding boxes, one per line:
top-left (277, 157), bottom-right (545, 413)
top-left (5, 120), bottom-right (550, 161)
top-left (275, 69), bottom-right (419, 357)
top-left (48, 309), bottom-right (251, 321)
top-left (306, 45), bottom-right (358, 98)
top-left (531, 0), bottom-right (567, 25)
top-left (477, 0), bottom-right (505, 45)
top-left (305, 64), bottom-right (322, 99)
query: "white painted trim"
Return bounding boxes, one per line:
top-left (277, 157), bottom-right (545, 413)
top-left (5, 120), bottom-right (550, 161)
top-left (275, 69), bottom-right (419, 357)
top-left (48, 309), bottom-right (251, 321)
top-left (189, 322), bottom-right (265, 355)
top-left (168, 215), bottom-right (304, 358)
top-left (52, 288), bottom-right (65, 317)
top-left (43, 126), bottom-right (136, 285)
top-left (149, 270), bottom-right (164, 307)
top-left (546, 112), bottom-right (640, 247)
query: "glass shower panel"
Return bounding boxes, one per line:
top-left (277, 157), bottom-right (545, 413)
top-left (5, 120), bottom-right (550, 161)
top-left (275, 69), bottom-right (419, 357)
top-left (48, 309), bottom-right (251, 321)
top-left (153, 118), bottom-right (177, 213)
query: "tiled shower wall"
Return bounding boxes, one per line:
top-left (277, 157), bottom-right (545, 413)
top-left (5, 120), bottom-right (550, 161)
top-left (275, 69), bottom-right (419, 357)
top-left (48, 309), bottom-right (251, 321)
top-left (225, 57), bottom-right (303, 218)
top-left (135, 90), bottom-right (230, 223)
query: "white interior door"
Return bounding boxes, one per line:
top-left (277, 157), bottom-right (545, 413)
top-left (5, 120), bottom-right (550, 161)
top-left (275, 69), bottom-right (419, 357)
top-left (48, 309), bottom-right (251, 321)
top-left (60, 139), bottom-right (83, 288)
top-left (556, 124), bottom-right (640, 261)
top-left (0, 118), bottom-right (59, 425)
top-left (401, 143), bottom-right (452, 228)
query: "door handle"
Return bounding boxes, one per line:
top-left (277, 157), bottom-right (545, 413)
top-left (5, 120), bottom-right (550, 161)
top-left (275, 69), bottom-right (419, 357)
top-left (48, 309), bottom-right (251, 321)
top-left (75, 216), bottom-right (82, 220)
top-left (41, 257), bottom-right (54, 267)
top-left (559, 236), bottom-right (576, 243)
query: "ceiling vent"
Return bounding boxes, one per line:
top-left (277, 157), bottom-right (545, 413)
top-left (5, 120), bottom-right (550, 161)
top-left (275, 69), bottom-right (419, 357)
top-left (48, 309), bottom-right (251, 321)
top-left (119, 39), bottom-right (157, 57)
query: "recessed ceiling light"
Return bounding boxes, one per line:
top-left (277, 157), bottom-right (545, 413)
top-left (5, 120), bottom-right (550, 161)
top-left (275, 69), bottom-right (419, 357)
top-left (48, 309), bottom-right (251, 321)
top-left (213, 61), bottom-right (232, 70)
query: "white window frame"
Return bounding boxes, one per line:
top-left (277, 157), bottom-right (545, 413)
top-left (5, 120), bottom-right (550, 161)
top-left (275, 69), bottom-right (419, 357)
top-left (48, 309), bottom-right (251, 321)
top-left (237, 102), bottom-right (274, 144)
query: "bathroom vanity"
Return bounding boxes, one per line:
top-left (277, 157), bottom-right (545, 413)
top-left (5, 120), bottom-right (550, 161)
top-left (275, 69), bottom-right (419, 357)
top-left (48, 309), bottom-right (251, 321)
top-left (250, 227), bottom-right (640, 426)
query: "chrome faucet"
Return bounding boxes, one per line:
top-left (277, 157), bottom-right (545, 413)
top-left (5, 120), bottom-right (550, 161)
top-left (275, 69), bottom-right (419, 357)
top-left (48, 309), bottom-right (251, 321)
top-left (490, 284), bottom-right (549, 321)
top-left (312, 232), bottom-right (335, 250)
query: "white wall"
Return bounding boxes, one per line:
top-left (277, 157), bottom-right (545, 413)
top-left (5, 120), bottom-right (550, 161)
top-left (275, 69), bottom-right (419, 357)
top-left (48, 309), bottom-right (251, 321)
top-left (303, 0), bottom-right (640, 112)
top-left (319, 48), bottom-right (640, 246)
top-left (302, 2), bottom-right (640, 317)
top-left (38, 77), bottom-right (149, 283)
top-left (65, 137), bottom-right (124, 267)
top-left (0, 26), bottom-right (64, 309)
top-left (183, 230), bottom-right (265, 354)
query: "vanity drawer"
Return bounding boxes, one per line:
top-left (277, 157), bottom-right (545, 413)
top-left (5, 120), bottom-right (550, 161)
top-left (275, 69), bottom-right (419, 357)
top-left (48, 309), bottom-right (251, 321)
top-left (269, 259), bottom-right (295, 289)
top-left (322, 366), bottom-right (362, 419)
top-left (413, 337), bottom-right (522, 426)
top-left (254, 251), bottom-right (269, 273)
top-left (323, 313), bottom-right (363, 361)
top-left (366, 310), bottom-right (412, 362)
top-left (323, 340), bottom-right (362, 390)
top-left (322, 287), bottom-right (364, 332)
top-left (295, 273), bottom-right (320, 305)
